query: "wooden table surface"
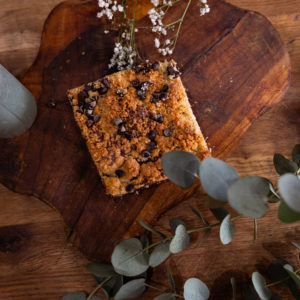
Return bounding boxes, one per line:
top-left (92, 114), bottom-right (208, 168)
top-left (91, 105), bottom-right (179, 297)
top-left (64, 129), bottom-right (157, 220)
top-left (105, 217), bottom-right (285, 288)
top-left (0, 0), bottom-right (299, 299)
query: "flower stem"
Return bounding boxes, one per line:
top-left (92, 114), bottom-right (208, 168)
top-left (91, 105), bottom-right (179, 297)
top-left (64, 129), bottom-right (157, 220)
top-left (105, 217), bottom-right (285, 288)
top-left (86, 276), bottom-right (112, 300)
top-left (144, 283), bottom-right (184, 298)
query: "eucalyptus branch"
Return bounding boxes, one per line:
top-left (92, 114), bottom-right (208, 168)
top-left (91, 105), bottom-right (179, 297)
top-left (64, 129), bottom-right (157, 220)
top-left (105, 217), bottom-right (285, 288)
top-left (86, 276), bottom-right (112, 300)
top-left (144, 283), bottom-right (184, 298)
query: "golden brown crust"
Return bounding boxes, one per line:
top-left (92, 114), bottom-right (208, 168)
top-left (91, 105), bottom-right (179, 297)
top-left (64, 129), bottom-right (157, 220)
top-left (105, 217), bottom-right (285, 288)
top-left (67, 60), bottom-right (209, 196)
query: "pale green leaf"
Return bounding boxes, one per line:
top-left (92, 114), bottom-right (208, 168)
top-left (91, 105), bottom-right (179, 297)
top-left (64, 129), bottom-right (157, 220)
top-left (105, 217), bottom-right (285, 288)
top-left (169, 224), bottom-right (190, 254)
top-left (283, 264), bottom-right (300, 288)
top-left (60, 291), bottom-right (86, 300)
top-left (111, 238), bottom-right (149, 277)
top-left (114, 278), bottom-right (145, 300)
top-left (219, 214), bottom-right (235, 245)
top-left (252, 272), bottom-right (272, 300)
top-left (278, 201), bottom-right (300, 223)
top-left (138, 220), bottom-right (166, 239)
top-left (273, 153), bottom-right (298, 175)
top-left (161, 151), bottom-right (200, 188)
top-left (292, 144), bottom-right (300, 166)
top-left (87, 263), bottom-right (118, 278)
top-left (228, 176), bottom-right (269, 218)
top-left (149, 242), bottom-right (171, 268)
top-left (183, 278), bottom-right (210, 300)
top-left (200, 157), bottom-right (238, 202)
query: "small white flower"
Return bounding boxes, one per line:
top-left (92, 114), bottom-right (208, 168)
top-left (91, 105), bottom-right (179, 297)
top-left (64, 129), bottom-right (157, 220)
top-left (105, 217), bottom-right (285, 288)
top-left (135, 28), bottom-right (139, 32)
top-left (165, 39), bottom-right (171, 45)
top-left (118, 4), bottom-right (124, 12)
top-left (104, 30), bottom-right (110, 34)
top-left (201, 0), bottom-right (207, 3)
top-left (151, 0), bottom-right (160, 7)
top-left (154, 38), bottom-right (160, 48)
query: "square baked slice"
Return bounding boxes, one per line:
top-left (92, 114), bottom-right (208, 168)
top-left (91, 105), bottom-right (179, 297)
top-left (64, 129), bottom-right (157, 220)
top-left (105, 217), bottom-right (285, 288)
top-left (67, 60), bottom-right (209, 196)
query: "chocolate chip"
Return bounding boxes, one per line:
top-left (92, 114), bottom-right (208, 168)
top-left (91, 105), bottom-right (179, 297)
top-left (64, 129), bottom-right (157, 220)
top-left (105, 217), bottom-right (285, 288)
top-left (140, 81), bottom-right (154, 91)
top-left (115, 169), bottom-right (125, 177)
top-left (131, 144), bottom-right (137, 151)
top-left (89, 101), bottom-right (97, 108)
top-left (142, 150), bottom-right (151, 157)
top-left (152, 61), bottom-right (159, 70)
top-left (148, 141), bottom-right (157, 150)
top-left (167, 66), bottom-right (175, 76)
top-left (90, 96), bottom-right (99, 102)
top-left (78, 90), bottom-right (89, 102)
top-left (85, 84), bottom-right (93, 91)
top-left (119, 125), bottom-right (126, 133)
top-left (98, 86), bottom-right (108, 95)
top-left (101, 77), bottom-right (110, 88)
top-left (156, 114), bottom-right (164, 123)
top-left (143, 66), bottom-right (151, 74)
top-left (150, 113), bottom-right (158, 121)
top-left (126, 184), bottom-right (134, 192)
top-left (163, 128), bottom-right (173, 137)
top-left (131, 79), bottom-right (140, 89)
top-left (117, 89), bottom-right (125, 97)
top-left (151, 96), bottom-right (158, 104)
top-left (160, 93), bottom-right (167, 101)
top-left (137, 90), bottom-right (146, 100)
top-left (124, 131), bottom-right (132, 140)
top-left (93, 115), bottom-right (100, 123)
top-left (161, 84), bottom-right (169, 93)
top-left (132, 66), bottom-right (142, 73)
top-left (148, 131), bottom-right (156, 140)
top-left (47, 101), bottom-right (56, 108)
top-left (86, 119), bottom-right (94, 128)
top-left (86, 109), bottom-right (93, 116)
top-left (113, 118), bottom-right (123, 126)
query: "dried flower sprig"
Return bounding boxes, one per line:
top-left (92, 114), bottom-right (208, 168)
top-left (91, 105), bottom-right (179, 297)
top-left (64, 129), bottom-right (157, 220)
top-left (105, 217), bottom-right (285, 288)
top-left (97, 0), bottom-right (211, 70)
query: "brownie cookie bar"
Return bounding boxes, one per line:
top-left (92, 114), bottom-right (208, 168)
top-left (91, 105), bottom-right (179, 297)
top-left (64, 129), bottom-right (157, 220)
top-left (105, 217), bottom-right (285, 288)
top-left (67, 60), bottom-right (209, 196)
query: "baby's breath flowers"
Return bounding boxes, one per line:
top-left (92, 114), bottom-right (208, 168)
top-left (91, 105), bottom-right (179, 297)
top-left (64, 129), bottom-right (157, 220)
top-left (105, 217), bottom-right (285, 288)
top-left (97, 0), bottom-right (211, 69)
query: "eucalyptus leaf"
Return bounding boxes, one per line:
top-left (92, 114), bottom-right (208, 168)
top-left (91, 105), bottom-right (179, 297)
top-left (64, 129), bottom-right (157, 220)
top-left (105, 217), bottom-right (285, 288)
top-left (87, 263), bottom-right (118, 278)
top-left (90, 296), bottom-right (103, 300)
top-left (277, 200), bottom-right (300, 223)
top-left (273, 153), bottom-right (298, 175)
top-left (183, 278), bottom-right (210, 300)
top-left (267, 259), bottom-right (290, 287)
top-left (168, 264), bottom-right (176, 293)
top-left (169, 218), bottom-right (185, 232)
top-left (278, 173), bottom-right (300, 213)
top-left (211, 207), bottom-right (229, 222)
top-left (149, 242), bottom-right (171, 268)
top-left (228, 176), bottom-right (269, 218)
top-left (268, 183), bottom-right (280, 203)
top-left (292, 242), bottom-right (300, 250)
top-left (219, 214), bottom-right (235, 245)
top-left (114, 278), bottom-right (145, 300)
top-left (188, 204), bottom-right (209, 226)
top-left (94, 275), bottom-right (123, 299)
top-left (111, 238), bottom-right (149, 277)
top-left (60, 291), bottom-right (86, 300)
top-left (153, 293), bottom-right (176, 300)
top-left (283, 264), bottom-right (300, 288)
top-left (200, 157), bottom-right (238, 202)
top-left (169, 224), bottom-right (190, 254)
top-left (231, 277), bottom-right (236, 300)
top-left (140, 233), bottom-right (149, 250)
top-left (252, 272), bottom-right (272, 300)
top-left (292, 144), bottom-right (300, 166)
top-left (161, 151), bottom-right (201, 188)
top-left (139, 220), bottom-right (166, 239)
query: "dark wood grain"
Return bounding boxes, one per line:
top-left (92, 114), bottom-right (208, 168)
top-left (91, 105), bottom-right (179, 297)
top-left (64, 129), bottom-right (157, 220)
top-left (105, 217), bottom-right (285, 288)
top-left (0, 0), bottom-right (290, 262)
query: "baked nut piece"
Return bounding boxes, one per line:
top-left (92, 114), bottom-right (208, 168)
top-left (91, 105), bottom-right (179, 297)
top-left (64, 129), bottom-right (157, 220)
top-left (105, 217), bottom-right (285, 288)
top-left (67, 60), bottom-right (209, 196)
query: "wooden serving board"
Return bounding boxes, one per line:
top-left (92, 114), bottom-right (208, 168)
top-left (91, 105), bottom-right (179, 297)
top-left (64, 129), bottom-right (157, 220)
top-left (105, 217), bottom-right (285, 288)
top-left (0, 0), bottom-right (290, 261)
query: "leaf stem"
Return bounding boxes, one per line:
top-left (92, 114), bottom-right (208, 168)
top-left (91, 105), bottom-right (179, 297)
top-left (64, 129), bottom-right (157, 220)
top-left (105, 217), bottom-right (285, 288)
top-left (253, 218), bottom-right (257, 241)
top-left (144, 283), bottom-right (184, 298)
top-left (266, 268), bottom-right (300, 287)
top-left (86, 276), bottom-right (112, 300)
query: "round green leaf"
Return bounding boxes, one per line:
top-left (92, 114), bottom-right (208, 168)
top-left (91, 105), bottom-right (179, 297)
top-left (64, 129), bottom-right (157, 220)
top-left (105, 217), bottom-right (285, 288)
top-left (278, 173), bottom-right (300, 213)
top-left (114, 278), bottom-right (145, 300)
top-left (283, 264), bottom-right (300, 288)
top-left (200, 157), bottom-right (238, 202)
top-left (87, 263), bottom-right (118, 278)
top-left (149, 242), bottom-right (171, 267)
top-left (60, 291), bottom-right (86, 300)
top-left (252, 272), bottom-right (272, 300)
top-left (228, 176), bottom-right (269, 218)
top-left (154, 294), bottom-right (176, 300)
top-left (292, 144), bottom-right (300, 166)
top-left (161, 151), bottom-right (201, 188)
top-left (273, 153), bottom-right (298, 175)
top-left (169, 224), bottom-right (190, 254)
top-left (94, 275), bottom-right (123, 299)
top-left (278, 200), bottom-right (300, 223)
top-left (111, 238), bottom-right (149, 277)
top-left (219, 214), bottom-right (235, 245)
top-left (183, 278), bottom-right (210, 300)
top-left (90, 296), bottom-right (103, 300)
